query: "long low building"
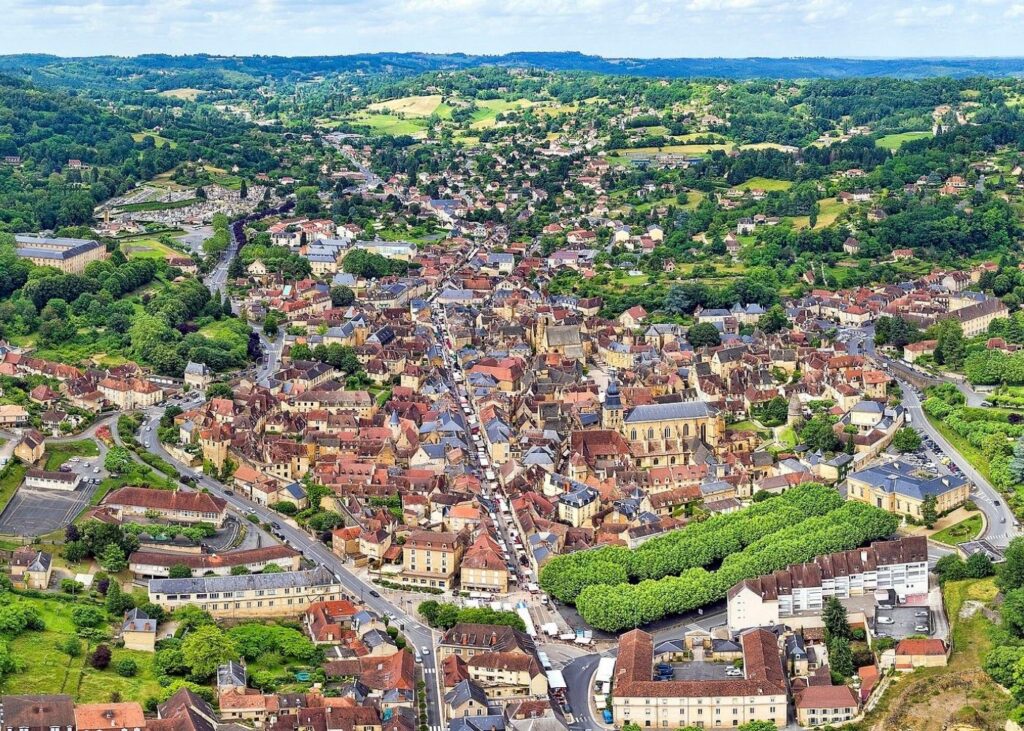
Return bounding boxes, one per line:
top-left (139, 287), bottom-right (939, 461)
top-left (25, 469), bottom-right (80, 491)
top-left (727, 536), bottom-right (928, 632)
top-left (148, 567), bottom-right (344, 617)
top-left (103, 486), bottom-right (228, 527)
top-left (129, 545), bottom-right (301, 578)
top-left (612, 628), bottom-right (788, 729)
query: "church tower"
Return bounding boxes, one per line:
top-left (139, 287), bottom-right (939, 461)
top-left (602, 378), bottom-right (623, 431)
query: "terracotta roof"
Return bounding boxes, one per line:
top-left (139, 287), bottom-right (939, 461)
top-left (104, 487), bottom-right (226, 514)
top-left (895, 638), bottom-right (946, 656)
top-left (795, 684), bottom-right (858, 709)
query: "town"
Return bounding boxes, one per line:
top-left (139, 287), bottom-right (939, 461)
top-left (3, 52), bottom-right (1024, 731)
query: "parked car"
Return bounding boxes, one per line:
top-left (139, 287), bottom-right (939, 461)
top-left (877, 616), bottom-right (894, 625)
top-left (914, 624), bottom-right (930, 633)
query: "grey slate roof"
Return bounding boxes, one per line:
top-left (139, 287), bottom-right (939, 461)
top-left (624, 401), bottom-right (714, 423)
top-left (149, 566), bottom-right (336, 595)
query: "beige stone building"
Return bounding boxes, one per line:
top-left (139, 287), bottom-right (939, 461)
top-left (846, 460), bottom-right (969, 520)
top-left (621, 401), bottom-right (725, 468)
top-left (148, 567), bottom-right (343, 617)
top-left (103, 486), bottom-right (228, 526)
top-left (612, 628), bottom-right (788, 729)
top-left (403, 529), bottom-right (468, 589)
top-left (15, 235), bottom-right (107, 274)
top-left (795, 685), bottom-right (859, 727)
top-left (120, 607), bottom-right (157, 652)
top-left (460, 533), bottom-right (509, 594)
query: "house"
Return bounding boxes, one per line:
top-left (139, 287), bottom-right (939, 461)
top-left (445, 679), bottom-right (491, 718)
top-left (121, 607), bottom-right (158, 652)
top-left (902, 339), bottom-right (937, 363)
top-left (0, 404), bottom-right (29, 427)
top-left (10, 548), bottom-right (52, 589)
top-left (14, 429), bottom-right (45, 464)
top-left (74, 703), bottom-right (145, 731)
top-left (403, 530), bottom-right (468, 589)
top-left (460, 533), bottom-right (509, 594)
top-left (183, 362), bottom-right (213, 390)
top-left (617, 306), bottom-right (648, 330)
top-left (893, 638), bottom-right (948, 670)
top-left (0, 695), bottom-right (76, 731)
top-left (795, 685), bottom-right (859, 727)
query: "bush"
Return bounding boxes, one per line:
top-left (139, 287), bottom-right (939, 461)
top-left (116, 657), bottom-right (139, 677)
top-left (71, 605), bottom-right (107, 628)
top-left (89, 644), bottom-right (112, 670)
top-left (58, 637), bottom-right (83, 657)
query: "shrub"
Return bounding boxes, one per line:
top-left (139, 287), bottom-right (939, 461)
top-left (116, 658), bottom-right (139, 677)
top-left (89, 644), bottom-right (113, 670)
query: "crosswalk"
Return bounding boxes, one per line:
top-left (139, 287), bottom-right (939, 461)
top-left (422, 667), bottom-right (437, 675)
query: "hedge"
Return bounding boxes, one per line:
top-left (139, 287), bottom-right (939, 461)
top-left (574, 501), bottom-right (899, 631)
top-left (539, 483), bottom-right (842, 603)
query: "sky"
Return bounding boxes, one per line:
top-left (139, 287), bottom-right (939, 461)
top-left (3, 0), bottom-right (1024, 58)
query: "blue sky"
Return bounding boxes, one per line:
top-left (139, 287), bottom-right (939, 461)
top-left (2, 0), bottom-right (1023, 57)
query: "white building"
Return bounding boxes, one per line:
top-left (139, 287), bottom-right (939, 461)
top-left (727, 536), bottom-right (928, 632)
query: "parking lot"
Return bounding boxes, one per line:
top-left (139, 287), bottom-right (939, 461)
top-left (0, 480), bottom-right (98, 536)
top-left (875, 605), bottom-right (933, 641)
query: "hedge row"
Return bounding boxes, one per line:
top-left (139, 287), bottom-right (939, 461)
top-left (539, 483), bottom-right (842, 603)
top-left (574, 501), bottom-right (899, 632)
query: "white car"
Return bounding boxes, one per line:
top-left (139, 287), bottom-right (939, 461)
top-left (420, 646), bottom-right (430, 656)
top-left (876, 616), bottom-right (894, 625)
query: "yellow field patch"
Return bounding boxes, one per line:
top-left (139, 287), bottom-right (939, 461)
top-left (368, 95), bottom-right (443, 117)
top-left (158, 88), bottom-right (203, 100)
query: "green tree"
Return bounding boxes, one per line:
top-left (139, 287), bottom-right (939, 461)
top-left (99, 543), bottom-right (128, 573)
top-left (892, 427), bottom-right (922, 453)
top-left (687, 323), bottom-right (721, 348)
top-left (934, 553), bottom-right (968, 583)
top-left (921, 494), bottom-right (938, 529)
top-left (823, 596), bottom-right (850, 640)
top-left (965, 552), bottom-right (995, 579)
top-left (168, 563), bottom-right (193, 579)
top-left (799, 415), bottom-right (840, 452)
top-left (180, 624), bottom-right (237, 680)
top-left (933, 319), bottom-right (965, 369)
top-left (1000, 538), bottom-right (1024, 593)
top-left (757, 305), bottom-right (789, 334)
top-left (104, 447), bottom-right (135, 474)
top-left (1002, 588), bottom-right (1024, 638)
top-left (330, 285), bottom-right (355, 307)
top-left (827, 636), bottom-right (855, 677)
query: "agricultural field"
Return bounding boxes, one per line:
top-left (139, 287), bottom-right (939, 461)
top-left (367, 94), bottom-right (443, 117)
top-left (616, 143), bottom-right (732, 156)
top-left (157, 88), bottom-right (203, 100)
top-left (876, 130), bottom-right (932, 150)
top-left (469, 98), bottom-right (536, 129)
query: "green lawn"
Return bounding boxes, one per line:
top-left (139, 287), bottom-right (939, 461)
top-left (121, 238), bottom-right (182, 261)
top-left (469, 98), bottom-right (535, 129)
top-left (45, 440), bottom-right (100, 471)
top-left (931, 514), bottom-right (984, 546)
top-left (876, 130), bottom-right (932, 150)
top-left (792, 197), bottom-right (845, 230)
top-left (0, 462), bottom-right (27, 517)
top-left (737, 176), bottom-right (792, 191)
top-left (0, 594), bottom-right (164, 703)
top-left (131, 131), bottom-right (177, 148)
top-left (347, 113), bottom-right (428, 136)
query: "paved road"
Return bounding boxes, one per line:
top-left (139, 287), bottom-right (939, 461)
top-left (900, 382), bottom-right (1018, 546)
top-left (135, 404), bottom-right (446, 731)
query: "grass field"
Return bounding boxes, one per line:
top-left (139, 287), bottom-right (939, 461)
top-left (131, 131), bottom-right (177, 148)
top-left (158, 88), bottom-right (203, 100)
top-left (792, 197), bottom-right (845, 230)
top-left (876, 130), bottom-right (932, 150)
top-left (931, 514), bottom-right (984, 546)
top-left (469, 98), bottom-right (535, 129)
top-left (44, 440), bottom-right (99, 471)
top-left (367, 94), bottom-right (443, 117)
top-left (122, 238), bottom-right (182, 261)
top-left (0, 594), bottom-right (164, 703)
top-left (0, 462), bottom-right (27, 517)
top-left (738, 142), bottom-right (797, 152)
top-left (348, 112), bottom-right (428, 136)
top-left (737, 177), bottom-right (792, 191)
top-left (617, 143), bottom-right (731, 156)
